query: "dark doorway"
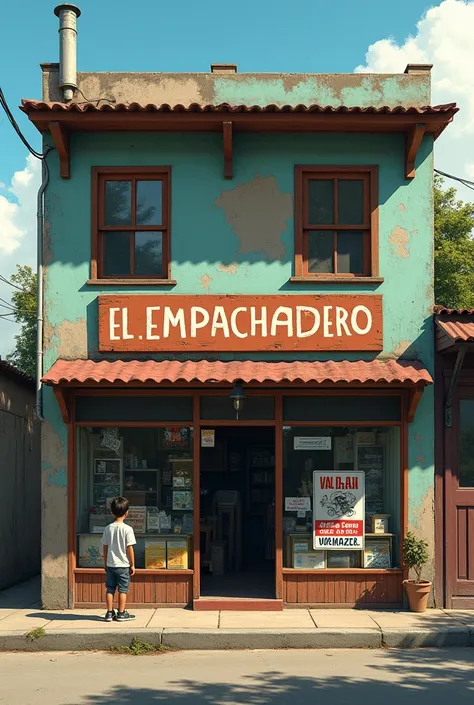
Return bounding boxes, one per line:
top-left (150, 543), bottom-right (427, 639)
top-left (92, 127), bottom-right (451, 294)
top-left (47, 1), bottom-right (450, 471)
top-left (199, 426), bottom-right (275, 599)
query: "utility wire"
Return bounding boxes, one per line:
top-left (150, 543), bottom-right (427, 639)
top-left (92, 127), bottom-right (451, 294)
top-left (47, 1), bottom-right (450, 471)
top-left (435, 169), bottom-right (474, 193)
top-left (0, 274), bottom-right (25, 291)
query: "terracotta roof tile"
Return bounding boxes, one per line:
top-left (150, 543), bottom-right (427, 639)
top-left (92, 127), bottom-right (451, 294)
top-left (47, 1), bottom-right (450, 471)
top-left (437, 319), bottom-right (474, 344)
top-left (20, 99), bottom-right (458, 115)
top-left (434, 305), bottom-right (474, 315)
top-left (42, 359), bottom-right (432, 386)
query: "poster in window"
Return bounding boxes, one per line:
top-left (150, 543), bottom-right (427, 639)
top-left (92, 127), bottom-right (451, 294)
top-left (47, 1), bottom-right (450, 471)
top-left (172, 491), bottom-right (193, 511)
top-left (161, 427), bottom-right (190, 449)
top-left (364, 538), bottom-right (391, 568)
top-left (313, 471), bottom-right (365, 550)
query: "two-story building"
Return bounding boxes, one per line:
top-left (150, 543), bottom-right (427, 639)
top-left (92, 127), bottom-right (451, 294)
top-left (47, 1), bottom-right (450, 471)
top-left (23, 4), bottom-right (456, 610)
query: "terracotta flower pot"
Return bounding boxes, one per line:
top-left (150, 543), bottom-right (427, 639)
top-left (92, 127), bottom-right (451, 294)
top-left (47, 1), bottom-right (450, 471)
top-left (403, 580), bottom-right (432, 612)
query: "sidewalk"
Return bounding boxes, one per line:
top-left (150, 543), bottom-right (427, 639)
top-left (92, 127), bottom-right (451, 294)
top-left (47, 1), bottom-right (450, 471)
top-left (1, 578), bottom-right (473, 651)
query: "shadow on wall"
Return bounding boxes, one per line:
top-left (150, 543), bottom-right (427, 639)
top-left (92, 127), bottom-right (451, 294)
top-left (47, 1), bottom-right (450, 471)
top-left (80, 648), bottom-right (474, 705)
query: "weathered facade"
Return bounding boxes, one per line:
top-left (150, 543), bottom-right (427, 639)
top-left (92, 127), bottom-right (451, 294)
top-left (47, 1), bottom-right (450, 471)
top-left (0, 361), bottom-right (40, 590)
top-left (23, 24), bottom-right (457, 609)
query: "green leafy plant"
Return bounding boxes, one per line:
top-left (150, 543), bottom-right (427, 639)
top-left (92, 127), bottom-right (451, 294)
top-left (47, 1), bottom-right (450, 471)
top-left (110, 637), bottom-right (173, 656)
top-left (26, 627), bottom-right (46, 642)
top-left (403, 531), bottom-right (429, 583)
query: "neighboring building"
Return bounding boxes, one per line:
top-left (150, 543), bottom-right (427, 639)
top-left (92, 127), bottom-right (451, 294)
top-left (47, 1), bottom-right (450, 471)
top-left (434, 307), bottom-right (474, 609)
top-left (23, 5), bottom-right (457, 610)
top-left (0, 360), bottom-right (40, 590)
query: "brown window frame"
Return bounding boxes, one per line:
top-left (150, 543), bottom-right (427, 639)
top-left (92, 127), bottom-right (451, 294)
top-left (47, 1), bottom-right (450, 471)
top-left (293, 165), bottom-right (381, 284)
top-left (89, 166), bottom-right (173, 285)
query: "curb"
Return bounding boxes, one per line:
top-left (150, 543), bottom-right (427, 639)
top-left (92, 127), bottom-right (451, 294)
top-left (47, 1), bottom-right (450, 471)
top-left (0, 629), bottom-right (163, 652)
top-left (381, 626), bottom-right (472, 648)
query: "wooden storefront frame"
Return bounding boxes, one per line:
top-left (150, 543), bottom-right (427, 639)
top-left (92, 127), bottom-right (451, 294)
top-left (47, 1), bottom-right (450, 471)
top-left (65, 386), bottom-right (411, 608)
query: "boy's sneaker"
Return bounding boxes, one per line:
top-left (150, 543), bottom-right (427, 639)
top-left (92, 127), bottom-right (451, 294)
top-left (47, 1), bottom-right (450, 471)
top-left (115, 610), bottom-right (136, 622)
top-left (104, 610), bottom-right (115, 622)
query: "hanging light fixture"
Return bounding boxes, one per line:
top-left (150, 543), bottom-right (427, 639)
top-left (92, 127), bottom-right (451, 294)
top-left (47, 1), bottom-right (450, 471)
top-left (229, 381), bottom-right (245, 419)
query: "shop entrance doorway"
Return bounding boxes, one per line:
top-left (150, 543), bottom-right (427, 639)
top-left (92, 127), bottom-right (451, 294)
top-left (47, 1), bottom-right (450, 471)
top-left (199, 426), bottom-right (275, 599)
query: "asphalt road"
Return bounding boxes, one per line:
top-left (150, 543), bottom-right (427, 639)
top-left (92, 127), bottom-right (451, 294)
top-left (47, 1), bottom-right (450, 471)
top-left (0, 648), bottom-right (473, 705)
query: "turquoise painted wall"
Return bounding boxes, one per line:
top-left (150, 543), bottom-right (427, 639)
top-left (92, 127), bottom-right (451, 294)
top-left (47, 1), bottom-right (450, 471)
top-left (41, 127), bottom-right (436, 604)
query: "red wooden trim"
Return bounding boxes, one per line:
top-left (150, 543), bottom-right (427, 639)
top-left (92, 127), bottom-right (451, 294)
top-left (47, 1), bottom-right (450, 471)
top-left (193, 598), bottom-right (283, 611)
top-left (193, 393), bottom-right (201, 599)
top-left (54, 387), bottom-right (70, 424)
top-left (90, 167), bottom-right (99, 279)
top-left (275, 393), bottom-right (283, 599)
top-left (223, 121), bottom-right (233, 179)
top-left (369, 166), bottom-right (379, 276)
top-left (434, 350), bottom-right (445, 607)
top-left (74, 568), bottom-right (194, 575)
top-left (405, 124), bottom-right (425, 179)
top-left (68, 417), bottom-right (76, 607)
top-left (294, 166), bottom-right (304, 277)
top-left (282, 568), bottom-right (403, 575)
top-left (401, 393), bottom-right (409, 582)
top-left (407, 387), bottom-right (423, 423)
top-left (49, 122), bottom-right (70, 178)
top-left (75, 601), bottom-right (190, 609)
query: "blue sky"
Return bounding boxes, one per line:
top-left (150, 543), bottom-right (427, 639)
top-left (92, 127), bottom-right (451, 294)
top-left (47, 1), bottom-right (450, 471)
top-left (1, 0), bottom-right (473, 357)
top-left (0, 0), bottom-right (433, 181)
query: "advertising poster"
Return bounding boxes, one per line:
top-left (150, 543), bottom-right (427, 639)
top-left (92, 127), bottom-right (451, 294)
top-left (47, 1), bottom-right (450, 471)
top-left (313, 471), bottom-right (365, 550)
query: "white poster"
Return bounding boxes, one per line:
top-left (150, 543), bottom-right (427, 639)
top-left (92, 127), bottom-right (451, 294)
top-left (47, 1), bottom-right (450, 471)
top-left (201, 430), bottom-right (215, 447)
top-left (294, 437), bottom-right (331, 451)
top-left (313, 471), bottom-right (365, 550)
top-left (285, 496), bottom-right (311, 512)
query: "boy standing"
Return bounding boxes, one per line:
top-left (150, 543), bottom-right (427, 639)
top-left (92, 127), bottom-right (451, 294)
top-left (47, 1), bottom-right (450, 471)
top-left (101, 497), bottom-right (136, 622)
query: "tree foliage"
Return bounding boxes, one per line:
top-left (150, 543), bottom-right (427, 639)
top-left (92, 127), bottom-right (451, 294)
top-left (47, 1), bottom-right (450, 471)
top-left (6, 265), bottom-right (37, 378)
top-left (434, 175), bottom-right (474, 309)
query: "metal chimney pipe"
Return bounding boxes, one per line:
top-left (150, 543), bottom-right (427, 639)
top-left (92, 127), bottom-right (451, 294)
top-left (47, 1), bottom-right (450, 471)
top-left (54, 4), bottom-right (81, 102)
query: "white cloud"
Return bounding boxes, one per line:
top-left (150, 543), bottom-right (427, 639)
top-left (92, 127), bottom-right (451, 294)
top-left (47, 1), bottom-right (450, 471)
top-left (355, 0), bottom-right (474, 202)
top-left (0, 154), bottom-right (40, 357)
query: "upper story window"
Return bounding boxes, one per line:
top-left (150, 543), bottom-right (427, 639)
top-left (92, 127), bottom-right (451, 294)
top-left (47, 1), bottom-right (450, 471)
top-left (293, 166), bottom-right (380, 283)
top-left (90, 167), bottom-right (172, 284)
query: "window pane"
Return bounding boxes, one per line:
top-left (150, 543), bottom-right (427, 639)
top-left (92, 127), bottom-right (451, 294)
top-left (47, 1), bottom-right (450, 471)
top-left (103, 232), bottom-right (130, 276)
top-left (460, 400), bottom-right (474, 487)
top-left (135, 232), bottom-right (163, 276)
top-left (105, 181), bottom-right (132, 225)
top-left (337, 231), bottom-right (364, 274)
top-left (76, 426), bottom-right (194, 569)
top-left (308, 230), bottom-right (334, 273)
top-left (282, 426), bottom-right (401, 569)
top-left (308, 179), bottom-right (334, 225)
top-left (338, 180), bottom-right (364, 224)
top-left (136, 180), bottom-right (163, 225)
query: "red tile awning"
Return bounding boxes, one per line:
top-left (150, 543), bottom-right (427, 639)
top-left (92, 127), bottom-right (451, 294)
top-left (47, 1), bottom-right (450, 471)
top-left (43, 359), bottom-right (432, 387)
top-left (435, 308), bottom-right (474, 352)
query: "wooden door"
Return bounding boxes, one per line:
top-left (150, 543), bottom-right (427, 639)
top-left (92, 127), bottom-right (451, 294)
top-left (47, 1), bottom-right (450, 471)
top-left (445, 394), bottom-right (474, 608)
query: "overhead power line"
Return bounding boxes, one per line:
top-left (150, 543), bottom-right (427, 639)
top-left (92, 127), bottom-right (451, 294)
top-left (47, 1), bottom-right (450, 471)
top-left (435, 169), bottom-right (474, 193)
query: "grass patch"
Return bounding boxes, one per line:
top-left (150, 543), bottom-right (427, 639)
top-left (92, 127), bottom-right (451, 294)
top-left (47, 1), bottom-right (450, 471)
top-left (26, 627), bottom-right (46, 642)
top-left (110, 637), bottom-right (174, 656)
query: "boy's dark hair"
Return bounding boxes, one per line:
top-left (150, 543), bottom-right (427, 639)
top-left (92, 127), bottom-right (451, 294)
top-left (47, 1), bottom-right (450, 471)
top-left (111, 496), bottom-right (129, 518)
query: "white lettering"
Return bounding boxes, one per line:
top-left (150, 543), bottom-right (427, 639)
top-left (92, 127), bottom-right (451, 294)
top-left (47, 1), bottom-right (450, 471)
top-left (109, 308), bottom-right (121, 341)
top-left (351, 305), bottom-right (372, 335)
top-left (146, 306), bottom-right (161, 340)
top-left (323, 306), bottom-right (334, 338)
top-left (296, 306), bottom-right (320, 338)
top-left (250, 307), bottom-right (268, 337)
top-left (190, 307), bottom-right (210, 337)
top-left (211, 306), bottom-right (230, 338)
top-left (335, 306), bottom-right (351, 337)
top-left (122, 308), bottom-right (134, 340)
top-left (271, 306), bottom-right (293, 337)
top-left (230, 307), bottom-right (248, 338)
top-left (163, 307), bottom-right (186, 338)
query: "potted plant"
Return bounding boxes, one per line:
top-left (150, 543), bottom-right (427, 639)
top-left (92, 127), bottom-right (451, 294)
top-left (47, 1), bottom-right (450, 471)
top-left (402, 531), bottom-right (431, 612)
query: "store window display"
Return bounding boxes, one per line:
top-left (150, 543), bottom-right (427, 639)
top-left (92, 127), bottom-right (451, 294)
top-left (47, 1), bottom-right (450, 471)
top-left (76, 426), bottom-right (194, 570)
top-left (282, 426), bottom-right (400, 570)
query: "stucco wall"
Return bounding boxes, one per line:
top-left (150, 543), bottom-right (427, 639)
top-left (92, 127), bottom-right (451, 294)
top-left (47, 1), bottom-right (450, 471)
top-left (42, 129), bottom-right (435, 607)
top-left (0, 375), bottom-right (40, 590)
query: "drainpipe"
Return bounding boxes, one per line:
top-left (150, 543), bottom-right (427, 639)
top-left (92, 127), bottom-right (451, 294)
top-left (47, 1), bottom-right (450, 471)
top-left (36, 158), bottom-right (50, 422)
top-left (54, 4), bottom-right (81, 102)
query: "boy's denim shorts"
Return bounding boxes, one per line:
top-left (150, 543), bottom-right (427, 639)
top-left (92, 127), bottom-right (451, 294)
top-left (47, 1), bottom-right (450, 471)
top-left (105, 567), bottom-right (131, 595)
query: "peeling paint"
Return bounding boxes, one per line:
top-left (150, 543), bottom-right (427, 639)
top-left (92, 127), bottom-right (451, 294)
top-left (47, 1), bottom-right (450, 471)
top-left (218, 263), bottom-right (239, 275)
top-left (409, 487), bottom-right (435, 587)
top-left (45, 318), bottom-right (88, 360)
top-left (389, 226), bottom-right (410, 258)
top-left (215, 176), bottom-right (292, 261)
top-left (201, 274), bottom-right (213, 290)
top-left (398, 203), bottom-right (406, 212)
top-left (392, 340), bottom-right (412, 358)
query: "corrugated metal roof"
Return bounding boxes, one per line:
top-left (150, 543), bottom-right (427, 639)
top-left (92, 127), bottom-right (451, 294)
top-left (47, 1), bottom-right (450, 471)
top-left (20, 99), bottom-right (458, 115)
top-left (42, 359), bottom-right (432, 386)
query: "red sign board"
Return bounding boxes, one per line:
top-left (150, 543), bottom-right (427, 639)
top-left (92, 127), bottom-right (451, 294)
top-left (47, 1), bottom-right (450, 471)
top-left (313, 471), bottom-right (366, 550)
top-left (98, 294), bottom-right (383, 353)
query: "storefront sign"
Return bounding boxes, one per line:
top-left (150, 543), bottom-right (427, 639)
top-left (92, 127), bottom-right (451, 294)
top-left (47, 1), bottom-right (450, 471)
top-left (201, 430), bottom-right (215, 448)
top-left (313, 471), bottom-right (365, 550)
top-left (285, 496), bottom-right (311, 512)
top-left (294, 437), bottom-right (331, 451)
top-left (98, 294), bottom-right (383, 352)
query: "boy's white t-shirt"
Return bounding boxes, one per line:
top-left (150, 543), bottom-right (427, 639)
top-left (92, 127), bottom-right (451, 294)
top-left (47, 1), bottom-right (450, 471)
top-left (101, 521), bottom-right (136, 568)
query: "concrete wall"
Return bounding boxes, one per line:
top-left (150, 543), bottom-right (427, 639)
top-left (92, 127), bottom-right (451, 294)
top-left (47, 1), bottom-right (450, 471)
top-left (41, 65), bottom-right (431, 108)
top-left (0, 373), bottom-right (40, 590)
